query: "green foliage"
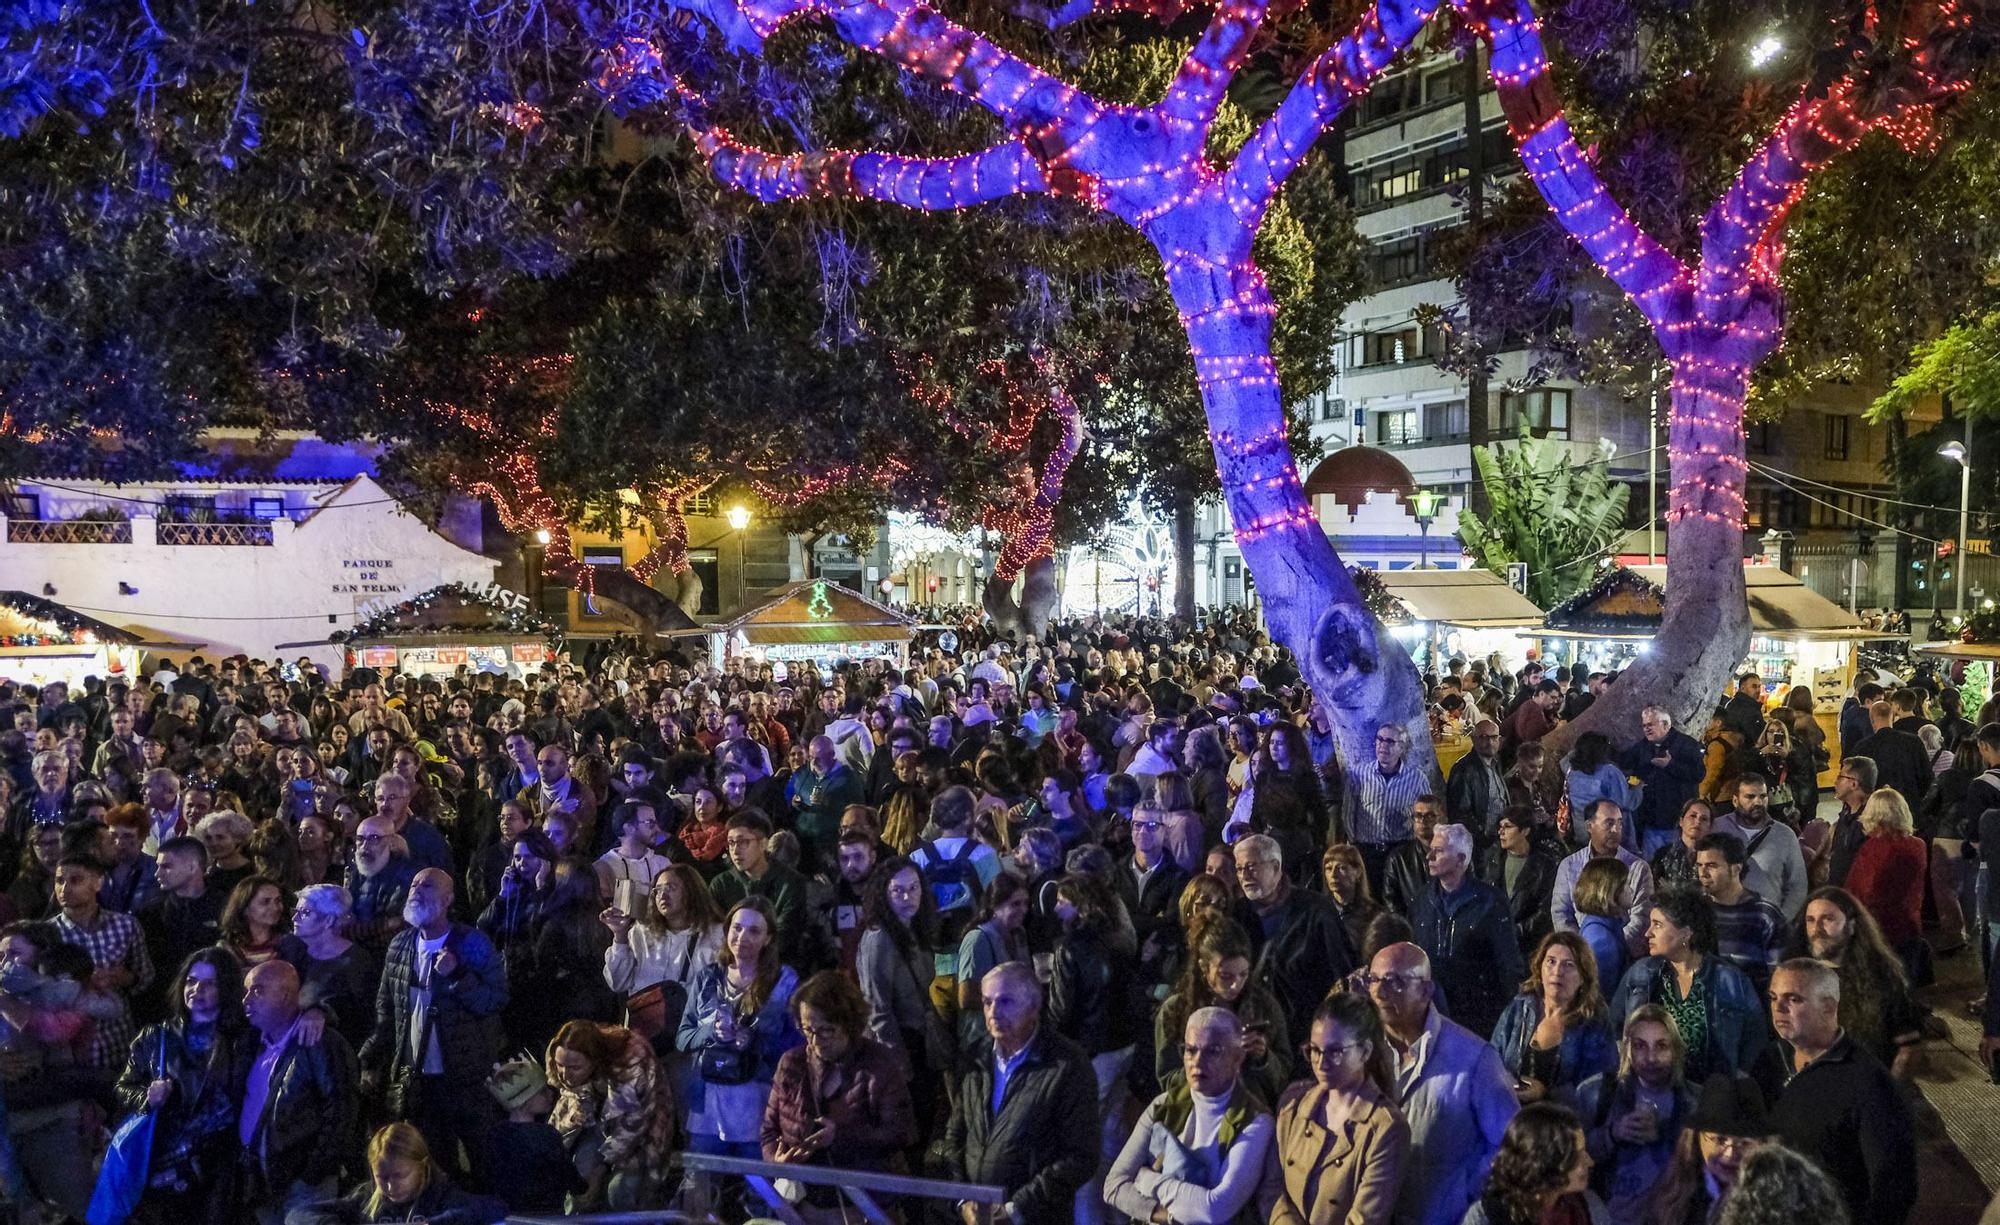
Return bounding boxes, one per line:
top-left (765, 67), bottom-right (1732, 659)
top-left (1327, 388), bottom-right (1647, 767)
top-left (1455, 427), bottom-right (1630, 608)
top-left (1867, 310), bottom-right (2000, 425)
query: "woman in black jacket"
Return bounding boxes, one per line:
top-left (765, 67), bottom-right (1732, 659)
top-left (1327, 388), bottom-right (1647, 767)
top-left (478, 830), bottom-right (614, 1052)
top-left (1046, 870), bottom-right (1140, 1216)
top-left (114, 948), bottom-right (249, 1225)
top-left (290, 1122), bottom-right (506, 1224)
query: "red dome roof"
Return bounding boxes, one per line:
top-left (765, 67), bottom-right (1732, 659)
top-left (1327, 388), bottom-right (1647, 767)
top-left (1303, 446), bottom-right (1417, 516)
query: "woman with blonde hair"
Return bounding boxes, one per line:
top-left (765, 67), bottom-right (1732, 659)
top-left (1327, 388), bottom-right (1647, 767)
top-left (1322, 843), bottom-right (1382, 955)
top-left (1842, 788), bottom-right (1929, 957)
top-left (547, 1019), bottom-right (675, 1210)
top-left (1491, 931), bottom-right (1619, 1103)
top-left (290, 1121), bottom-right (506, 1223)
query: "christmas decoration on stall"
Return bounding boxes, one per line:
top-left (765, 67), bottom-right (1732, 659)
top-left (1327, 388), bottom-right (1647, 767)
top-left (1347, 566), bottom-right (1413, 627)
top-left (807, 580), bottom-right (835, 619)
top-left (1542, 568), bottom-right (1665, 636)
top-left (0, 592), bottom-right (133, 647)
top-left (334, 583), bottom-right (562, 644)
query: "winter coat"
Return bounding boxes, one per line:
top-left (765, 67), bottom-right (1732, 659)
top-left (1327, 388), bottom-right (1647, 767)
top-left (356, 922), bottom-right (507, 1086)
top-left (1261, 1080), bottom-right (1409, 1225)
top-left (547, 1025), bottom-right (674, 1179)
top-left (239, 1024), bottom-right (361, 1195)
top-left (1048, 922), bottom-right (1138, 1055)
top-left (1407, 877), bottom-right (1526, 1038)
top-left (759, 1034), bottom-right (916, 1170)
top-left (1477, 846), bottom-right (1557, 958)
top-left (944, 1028), bottom-right (1099, 1220)
top-left (1234, 887), bottom-right (1358, 1043)
top-left (1608, 955), bottom-right (1764, 1080)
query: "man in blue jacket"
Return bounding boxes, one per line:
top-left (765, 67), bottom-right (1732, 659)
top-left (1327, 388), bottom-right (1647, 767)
top-left (1617, 705), bottom-right (1704, 857)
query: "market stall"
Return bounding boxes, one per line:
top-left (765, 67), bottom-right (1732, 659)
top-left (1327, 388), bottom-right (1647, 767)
top-left (0, 591), bottom-right (200, 687)
top-left (280, 582), bottom-right (563, 680)
top-left (682, 578), bottom-right (918, 674)
top-left (1373, 569), bottom-right (1545, 772)
top-left (1534, 564), bottom-right (1890, 775)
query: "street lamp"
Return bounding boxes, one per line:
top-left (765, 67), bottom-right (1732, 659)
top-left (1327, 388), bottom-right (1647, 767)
top-left (1747, 34), bottom-right (1784, 68)
top-left (725, 505), bottom-right (751, 532)
top-left (1943, 438), bottom-right (1971, 621)
top-left (1410, 487), bottom-right (1444, 569)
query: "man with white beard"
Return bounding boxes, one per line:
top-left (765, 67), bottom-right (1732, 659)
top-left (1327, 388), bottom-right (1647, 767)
top-left (345, 814), bottom-right (417, 958)
top-left (358, 868), bottom-right (507, 1184)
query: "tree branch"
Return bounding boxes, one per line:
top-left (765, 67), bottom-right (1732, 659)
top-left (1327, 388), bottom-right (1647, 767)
top-left (694, 126), bottom-right (1049, 205)
top-left (1466, 0), bottom-right (1687, 328)
top-left (987, 365), bottom-right (1082, 581)
top-left (1224, 0), bottom-right (1445, 228)
top-left (1162, 0), bottom-right (1275, 128)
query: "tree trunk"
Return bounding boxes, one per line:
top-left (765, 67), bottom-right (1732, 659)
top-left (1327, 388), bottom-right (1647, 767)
top-left (983, 570), bottom-right (1027, 638)
top-left (1019, 555), bottom-right (1060, 634)
top-left (1544, 357), bottom-right (1751, 755)
top-left (1173, 494), bottom-right (1198, 623)
top-left (1152, 210), bottom-right (1432, 781)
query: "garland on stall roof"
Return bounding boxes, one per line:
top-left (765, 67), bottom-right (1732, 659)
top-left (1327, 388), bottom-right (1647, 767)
top-left (1542, 567), bottom-right (1664, 633)
top-left (1347, 566), bottom-right (1412, 627)
top-left (0, 592), bottom-right (127, 646)
top-left (333, 583), bottom-right (561, 643)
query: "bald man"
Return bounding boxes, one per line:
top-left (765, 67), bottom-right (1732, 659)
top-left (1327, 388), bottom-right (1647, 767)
top-left (1367, 943), bottom-right (1517, 1225)
top-left (1106, 1007), bottom-right (1274, 1224)
top-left (239, 961), bottom-right (361, 1223)
top-left (788, 733), bottom-right (864, 871)
top-left (358, 866), bottom-right (506, 1183)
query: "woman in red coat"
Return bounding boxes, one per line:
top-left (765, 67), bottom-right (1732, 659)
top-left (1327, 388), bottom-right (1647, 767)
top-left (1843, 788), bottom-right (1928, 952)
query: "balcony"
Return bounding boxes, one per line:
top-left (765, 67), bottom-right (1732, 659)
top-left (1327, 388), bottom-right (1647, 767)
top-left (6, 520), bottom-right (131, 545)
top-left (156, 522), bottom-right (275, 547)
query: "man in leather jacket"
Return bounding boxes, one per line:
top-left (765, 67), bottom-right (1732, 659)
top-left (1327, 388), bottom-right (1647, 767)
top-left (237, 961), bottom-right (360, 1224)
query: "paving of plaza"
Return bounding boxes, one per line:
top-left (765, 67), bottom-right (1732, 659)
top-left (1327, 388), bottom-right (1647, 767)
top-left (1912, 939), bottom-right (1999, 1224)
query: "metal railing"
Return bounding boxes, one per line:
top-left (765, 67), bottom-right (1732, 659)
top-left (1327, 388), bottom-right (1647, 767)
top-left (156, 521), bottom-right (274, 546)
top-left (507, 1152), bottom-right (1008, 1225)
top-left (5, 519), bottom-right (131, 544)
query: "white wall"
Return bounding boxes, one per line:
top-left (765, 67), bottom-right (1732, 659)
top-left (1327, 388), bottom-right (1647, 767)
top-left (0, 476), bottom-right (496, 672)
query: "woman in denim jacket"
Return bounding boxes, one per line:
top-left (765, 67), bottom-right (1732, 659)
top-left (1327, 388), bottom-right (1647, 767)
top-left (1606, 888), bottom-right (1764, 1083)
top-left (1490, 931), bottom-right (1619, 1104)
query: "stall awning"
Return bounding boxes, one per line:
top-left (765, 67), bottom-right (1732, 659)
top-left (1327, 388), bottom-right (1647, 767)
top-left (698, 579), bottom-right (918, 646)
top-left (0, 592), bottom-right (202, 651)
top-left (1537, 564), bottom-right (1880, 641)
top-left (1378, 570), bottom-right (1544, 628)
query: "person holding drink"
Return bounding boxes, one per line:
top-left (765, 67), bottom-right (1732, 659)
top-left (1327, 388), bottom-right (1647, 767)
top-left (676, 898), bottom-right (801, 1161)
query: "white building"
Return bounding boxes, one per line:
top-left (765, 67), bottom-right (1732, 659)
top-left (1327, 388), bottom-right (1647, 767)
top-left (0, 468), bottom-right (495, 672)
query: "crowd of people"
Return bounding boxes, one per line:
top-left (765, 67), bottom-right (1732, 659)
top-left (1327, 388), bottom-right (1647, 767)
top-left (0, 610), bottom-right (1970, 1224)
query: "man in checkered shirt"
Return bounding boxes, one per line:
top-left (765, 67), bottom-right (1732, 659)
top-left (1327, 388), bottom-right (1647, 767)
top-left (51, 854), bottom-right (153, 1069)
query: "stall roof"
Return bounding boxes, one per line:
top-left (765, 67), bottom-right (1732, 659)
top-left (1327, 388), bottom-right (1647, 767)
top-left (0, 592), bottom-right (202, 651)
top-left (695, 579), bottom-right (918, 645)
top-left (275, 583), bottom-right (558, 650)
top-left (1538, 564), bottom-right (1880, 641)
top-left (1378, 569), bottom-right (1544, 627)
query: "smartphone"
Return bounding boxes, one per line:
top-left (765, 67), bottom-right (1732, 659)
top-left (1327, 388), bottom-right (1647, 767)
top-left (614, 878), bottom-right (641, 918)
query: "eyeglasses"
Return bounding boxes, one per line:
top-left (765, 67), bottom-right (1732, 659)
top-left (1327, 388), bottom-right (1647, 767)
top-left (1302, 1043), bottom-right (1362, 1063)
top-left (1374, 736), bottom-right (1401, 747)
top-left (1361, 973), bottom-right (1427, 993)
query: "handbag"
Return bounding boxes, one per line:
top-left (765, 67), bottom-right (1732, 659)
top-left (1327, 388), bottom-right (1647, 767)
top-left (629, 938), bottom-right (697, 1055)
top-left (86, 1034), bottom-right (166, 1225)
top-left (698, 1041), bottom-right (755, 1086)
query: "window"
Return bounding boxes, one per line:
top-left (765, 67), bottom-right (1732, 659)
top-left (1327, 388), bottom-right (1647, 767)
top-left (164, 495), bottom-right (215, 518)
top-left (1422, 400), bottom-right (1468, 440)
top-left (1371, 236), bottom-right (1424, 285)
top-left (1423, 67), bottom-right (1464, 103)
top-left (1357, 328), bottom-right (1422, 367)
top-left (1823, 414), bottom-right (1850, 461)
top-left (4, 493), bottom-right (40, 520)
top-left (582, 546), bottom-right (625, 568)
top-left (1352, 127), bottom-right (1512, 212)
top-left (1747, 422), bottom-right (1776, 455)
top-left (1497, 389), bottom-right (1571, 438)
top-left (1373, 408), bottom-right (1420, 446)
top-left (249, 497), bottom-right (285, 521)
top-left (1223, 557), bottom-right (1244, 605)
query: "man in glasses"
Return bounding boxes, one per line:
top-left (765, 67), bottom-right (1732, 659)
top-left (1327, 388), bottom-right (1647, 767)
top-left (1105, 1007), bottom-right (1274, 1224)
top-left (1342, 721), bottom-right (1432, 895)
top-left (1232, 834), bottom-right (1354, 1042)
top-left (1366, 942), bottom-right (1517, 1225)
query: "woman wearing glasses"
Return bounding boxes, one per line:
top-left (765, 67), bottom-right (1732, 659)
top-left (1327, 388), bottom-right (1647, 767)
top-left (1261, 991), bottom-right (1409, 1224)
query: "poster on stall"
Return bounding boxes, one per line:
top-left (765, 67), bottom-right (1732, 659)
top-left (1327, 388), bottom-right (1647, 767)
top-left (511, 642), bottom-right (546, 666)
top-left (467, 645), bottom-right (511, 675)
top-left (361, 647), bottom-right (398, 669)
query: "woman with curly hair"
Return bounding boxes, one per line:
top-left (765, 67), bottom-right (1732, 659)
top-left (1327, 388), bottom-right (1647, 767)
top-left (546, 1019), bottom-right (674, 1211)
top-left (1154, 917), bottom-right (1291, 1105)
top-left (1609, 887), bottom-right (1764, 1082)
top-left (1463, 1101), bottom-right (1604, 1225)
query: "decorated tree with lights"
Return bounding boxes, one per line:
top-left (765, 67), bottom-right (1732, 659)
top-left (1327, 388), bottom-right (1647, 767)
top-left (590, 0), bottom-right (1448, 768)
top-left (1445, 0), bottom-right (1998, 742)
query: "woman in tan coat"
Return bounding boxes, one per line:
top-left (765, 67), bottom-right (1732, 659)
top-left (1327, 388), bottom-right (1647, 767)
top-left (1262, 991), bottom-right (1410, 1225)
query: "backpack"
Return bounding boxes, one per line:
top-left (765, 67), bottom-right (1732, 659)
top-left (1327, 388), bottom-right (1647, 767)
top-left (918, 837), bottom-right (983, 917)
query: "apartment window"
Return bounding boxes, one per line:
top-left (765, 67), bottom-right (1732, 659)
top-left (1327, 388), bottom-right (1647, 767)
top-left (1823, 414), bottom-right (1850, 461)
top-left (689, 550), bottom-right (721, 616)
top-left (4, 494), bottom-right (40, 520)
top-left (1371, 236), bottom-right (1424, 285)
top-left (1497, 388), bottom-right (1571, 438)
top-left (1373, 408), bottom-right (1420, 446)
top-left (1747, 422), bottom-right (1776, 455)
top-left (1423, 67), bottom-right (1464, 103)
top-left (1422, 400), bottom-right (1468, 440)
top-left (1357, 328), bottom-right (1422, 367)
top-left (249, 497), bottom-right (285, 521)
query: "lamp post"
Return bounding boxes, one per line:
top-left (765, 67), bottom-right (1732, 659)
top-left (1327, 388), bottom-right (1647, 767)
top-left (525, 528), bottom-right (551, 613)
top-left (1943, 438), bottom-right (1971, 621)
top-left (1411, 487), bottom-right (1443, 569)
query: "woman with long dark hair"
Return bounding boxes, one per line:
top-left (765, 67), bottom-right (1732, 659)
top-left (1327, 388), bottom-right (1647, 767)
top-left (1154, 918), bottom-right (1290, 1105)
top-left (954, 873), bottom-right (1030, 1047)
top-left (855, 856), bottom-right (948, 1148)
top-left (217, 874), bottom-right (290, 969)
top-left (1464, 1101), bottom-right (1602, 1224)
top-left (113, 949), bottom-right (248, 1224)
